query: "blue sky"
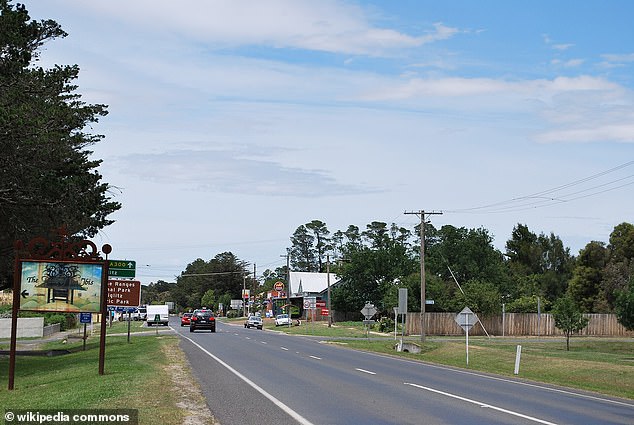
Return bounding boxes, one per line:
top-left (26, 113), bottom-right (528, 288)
top-left (25, 0), bottom-right (634, 283)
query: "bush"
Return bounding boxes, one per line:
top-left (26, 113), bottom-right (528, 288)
top-left (43, 313), bottom-right (76, 331)
top-left (226, 310), bottom-right (240, 318)
top-left (376, 317), bottom-right (395, 333)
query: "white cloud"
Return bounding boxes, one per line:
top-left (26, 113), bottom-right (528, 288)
top-left (58, 0), bottom-right (459, 56)
top-left (552, 43), bottom-right (574, 51)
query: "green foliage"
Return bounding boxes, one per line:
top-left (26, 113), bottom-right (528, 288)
top-left (506, 295), bottom-right (549, 313)
top-left (552, 295), bottom-right (590, 351)
top-left (375, 316), bottom-right (395, 333)
top-left (201, 289), bottom-right (216, 310)
top-left (615, 282), bottom-right (634, 331)
top-left (226, 309), bottom-right (240, 318)
top-left (171, 252), bottom-right (250, 311)
top-left (449, 279), bottom-right (501, 317)
top-left (0, 0), bottom-right (120, 290)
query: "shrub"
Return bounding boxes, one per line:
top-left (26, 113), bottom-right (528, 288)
top-left (226, 310), bottom-right (240, 319)
top-left (376, 316), bottom-right (395, 333)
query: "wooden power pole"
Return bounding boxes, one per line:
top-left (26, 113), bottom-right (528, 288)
top-left (404, 210), bottom-right (442, 342)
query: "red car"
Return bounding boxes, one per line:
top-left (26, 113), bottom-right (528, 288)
top-left (180, 312), bottom-right (193, 327)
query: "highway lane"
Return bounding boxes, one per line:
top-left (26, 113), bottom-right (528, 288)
top-left (172, 318), bottom-right (634, 425)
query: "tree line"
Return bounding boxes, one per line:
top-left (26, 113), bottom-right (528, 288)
top-left (288, 219), bottom-right (634, 330)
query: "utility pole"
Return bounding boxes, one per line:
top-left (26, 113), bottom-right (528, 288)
top-left (404, 210), bottom-right (442, 343)
top-left (327, 254), bottom-right (331, 327)
top-left (281, 250), bottom-right (291, 325)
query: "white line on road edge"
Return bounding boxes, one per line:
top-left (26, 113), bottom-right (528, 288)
top-left (281, 347), bottom-right (289, 351)
top-left (309, 355), bottom-right (322, 360)
top-left (355, 368), bottom-right (376, 375)
top-left (183, 336), bottom-right (315, 425)
top-left (404, 383), bottom-right (557, 425)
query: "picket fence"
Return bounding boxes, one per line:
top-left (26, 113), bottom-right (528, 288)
top-left (403, 312), bottom-right (634, 337)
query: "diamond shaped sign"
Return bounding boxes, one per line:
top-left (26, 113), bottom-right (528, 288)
top-left (455, 307), bottom-right (479, 331)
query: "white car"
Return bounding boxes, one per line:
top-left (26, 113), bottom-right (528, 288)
top-left (275, 314), bottom-right (291, 326)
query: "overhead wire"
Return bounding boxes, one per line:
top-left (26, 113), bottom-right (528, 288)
top-left (443, 160), bottom-right (634, 214)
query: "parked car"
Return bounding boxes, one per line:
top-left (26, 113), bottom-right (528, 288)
top-left (275, 314), bottom-right (291, 326)
top-left (244, 315), bottom-right (263, 330)
top-left (181, 312), bottom-right (192, 327)
top-left (190, 309), bottom-right (216, 333)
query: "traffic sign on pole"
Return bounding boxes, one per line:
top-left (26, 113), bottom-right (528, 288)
top-left (108, 260), bottom-right (136, 278)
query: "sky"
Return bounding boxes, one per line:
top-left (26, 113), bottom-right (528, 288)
top-left (23, 0), bottom-right (634, 284)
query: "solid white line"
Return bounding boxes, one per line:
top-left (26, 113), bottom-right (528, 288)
top-left (404, 382), bottom-right (557, 425)
top-left (355, 368), bottom-right (376, 375)
top-left (309, 355), bottom-right (322, 360)
top-left (281, 347), bottom-right (289, 351)
top-left (261, 341), bottom-right (267, 344)
top-left (355, 348), bottom-right (634, 408)
top-left (182, 335), bottom-right (315, 425)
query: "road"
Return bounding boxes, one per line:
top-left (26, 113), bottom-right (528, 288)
top-left (171, 318), bottom-right (634, 425)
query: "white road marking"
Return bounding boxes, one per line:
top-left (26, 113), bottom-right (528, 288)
top-left (245, 337), bottom-right (251, 340)
top-left (183, 335), bottom-right (315, 425)
top-left (309, 355), bottom-right (322, 360)
top-left (281, 347), bottom-right (289, 351)
top-left (355, 368), bottom-right (376, 375)
top-left (261, 341), bottom-right (267, 344)
top-left (404, 382), bottom-right (557, 425)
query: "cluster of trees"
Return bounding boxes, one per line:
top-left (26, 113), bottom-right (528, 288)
top-left (287, 219), bottom-right (634, 330)
top-left (0, 1), bottom-right (120, 290)
top-left (143, 252), bottom-right (260, 313)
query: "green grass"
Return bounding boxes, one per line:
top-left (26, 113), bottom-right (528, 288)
top-left (0, 335), bottom-right (187, 425)
top-left (332, 336), bottom-right (634, 400)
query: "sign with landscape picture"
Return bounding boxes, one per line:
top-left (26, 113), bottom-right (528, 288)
top-left (19, 260), bottom-right (104, 313)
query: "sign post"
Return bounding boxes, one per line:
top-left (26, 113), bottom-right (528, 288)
top-left (455, 307), bottom-right (479, 366)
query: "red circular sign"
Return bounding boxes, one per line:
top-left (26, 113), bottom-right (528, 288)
top-left (274, 281), bottom-right (284, 292)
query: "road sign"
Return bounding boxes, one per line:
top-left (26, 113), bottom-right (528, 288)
top-left (304, 296), bottom-right (316, 309)
top-left (107, 280), bottom-right (141, 307)
top-left (425, 299), bottom-right (435, 305)
top-left (321, 308), bottom-right (329, 316)
top-left (79, 312), bottom-right (92, 324)
top-left (455, 307), bottom-right (479, 331)
top-left (242, 289), bottom-right (250, 299)
top-left (398, 288), bottom-right (408, 314)
top-left (274, 281), bottom-right (284, 292)
top-left (361, 302), bottom-right (377, 319)
top-left (108, 260), bottom-right (136, 278)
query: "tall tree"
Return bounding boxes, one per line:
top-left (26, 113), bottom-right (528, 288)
top-left (289, 224), bottom-right (316, 271)
top-left (0, 1), bottom-right (120, 289)
top-left (305, 219), bottom-right (331, 272)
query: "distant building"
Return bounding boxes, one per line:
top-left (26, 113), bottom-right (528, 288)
top-left (289, 271), bottom-right (339, 298)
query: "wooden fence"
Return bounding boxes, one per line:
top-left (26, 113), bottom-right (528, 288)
top-left (404, 312), bottom-right (634, 337)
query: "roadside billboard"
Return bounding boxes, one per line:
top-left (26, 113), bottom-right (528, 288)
top-left (19, 260), bottom-right (104, 313)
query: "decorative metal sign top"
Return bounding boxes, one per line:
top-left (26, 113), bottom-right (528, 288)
top-left (14, 226), bottom-right (112, 261)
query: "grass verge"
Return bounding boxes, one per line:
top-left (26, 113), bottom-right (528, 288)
top-left (0, 333), bottom-right (214, 424)
top-left (332, 336), bottom-right (634, 400)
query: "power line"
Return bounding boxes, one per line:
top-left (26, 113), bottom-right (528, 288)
top-left (445, 160), bottom-right (634, 214)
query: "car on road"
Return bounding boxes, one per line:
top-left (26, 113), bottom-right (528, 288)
top-left (190, 309), bottom-right (216, 333)
top-left (181, 312), bottom-right (192, 327)
top-left (244, 315), bottom-right (263, 330)
top-left (275, 314), bottom-right (291, 326)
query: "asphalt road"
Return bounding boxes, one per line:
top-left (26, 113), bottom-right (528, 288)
top-left (171, 318), bottom-right (634, 425)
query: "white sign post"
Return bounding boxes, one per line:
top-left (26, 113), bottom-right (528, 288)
top-left (455, 307), bottom-right (479, 366)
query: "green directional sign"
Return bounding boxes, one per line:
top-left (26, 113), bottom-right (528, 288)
top-left (108, 259), bottom-right (136, 278)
